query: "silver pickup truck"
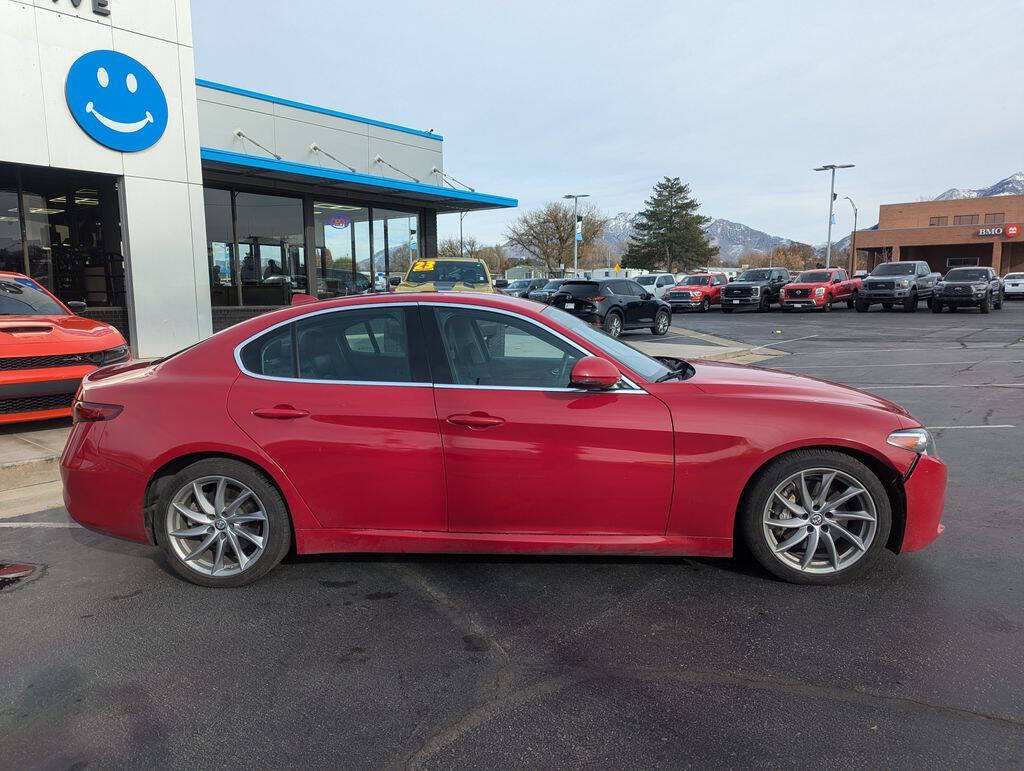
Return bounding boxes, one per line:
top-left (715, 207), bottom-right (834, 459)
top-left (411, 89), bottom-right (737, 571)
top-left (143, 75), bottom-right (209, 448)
top-left (855, 261), bottom-right (941, 313)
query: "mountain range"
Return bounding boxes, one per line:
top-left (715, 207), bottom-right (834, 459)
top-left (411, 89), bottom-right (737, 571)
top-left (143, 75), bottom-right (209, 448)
top-left (600, 172), bottom-right (1024, 266)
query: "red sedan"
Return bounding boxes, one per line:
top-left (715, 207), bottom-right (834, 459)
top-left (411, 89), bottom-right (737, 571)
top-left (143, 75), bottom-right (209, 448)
top-left (61, 292), bottom-right (946, 587)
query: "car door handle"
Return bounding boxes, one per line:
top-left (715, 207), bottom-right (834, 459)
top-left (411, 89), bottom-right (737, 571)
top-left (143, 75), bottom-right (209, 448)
top-left (447, 412), bottom-right (505, 429)
top-left (252, 405), bottom-right (310, 420)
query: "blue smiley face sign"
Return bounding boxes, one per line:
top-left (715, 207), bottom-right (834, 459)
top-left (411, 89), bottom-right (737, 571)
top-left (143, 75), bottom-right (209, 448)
top-left (65, 50), bottom-right (168, 152)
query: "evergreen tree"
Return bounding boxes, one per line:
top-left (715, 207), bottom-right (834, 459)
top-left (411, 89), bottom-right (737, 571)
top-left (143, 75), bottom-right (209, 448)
top-left (623, 177), bottom-right (718, 272)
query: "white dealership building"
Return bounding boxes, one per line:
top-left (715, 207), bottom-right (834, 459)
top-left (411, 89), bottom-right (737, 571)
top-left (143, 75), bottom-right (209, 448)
top-left (0, 0), bottom-right (515, 356)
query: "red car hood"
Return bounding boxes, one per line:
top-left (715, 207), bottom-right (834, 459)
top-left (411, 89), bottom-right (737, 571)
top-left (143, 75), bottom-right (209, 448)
top-left (0, 314), bottom-right (125, 355)
top-left (669, 286), bottom-right (708, 293)
top-left (685, 359), bottom-right (911, 417)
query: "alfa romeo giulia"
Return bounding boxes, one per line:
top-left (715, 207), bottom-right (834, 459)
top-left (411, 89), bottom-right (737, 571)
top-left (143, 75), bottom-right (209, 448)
top-left (61, 292), bottom-right (946, 587)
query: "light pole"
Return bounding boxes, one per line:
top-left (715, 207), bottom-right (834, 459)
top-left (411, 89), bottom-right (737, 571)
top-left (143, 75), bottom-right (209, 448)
top-left (843, 196), bottom-right (858, 274)
top-left (814, 163), bottom-right (854, 268)
top-left (563, 193), bottom-right (589, 277)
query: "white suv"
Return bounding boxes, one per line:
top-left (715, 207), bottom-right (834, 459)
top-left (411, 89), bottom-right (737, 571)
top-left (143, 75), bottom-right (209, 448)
top-left (635, 273), bottom-right (678, 299)
top-left (1004, 272), bottom-right (1024, 299)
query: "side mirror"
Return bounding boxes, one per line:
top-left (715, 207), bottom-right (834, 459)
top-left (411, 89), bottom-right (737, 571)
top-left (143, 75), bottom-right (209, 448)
top-left (67, 300), bottom-right (87, 313)
top-left (570, 356), bottom-right (621, 391)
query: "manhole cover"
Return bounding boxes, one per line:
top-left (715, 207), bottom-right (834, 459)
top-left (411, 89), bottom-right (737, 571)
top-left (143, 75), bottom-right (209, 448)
top-left (0, 563), bottom-right (39, 591)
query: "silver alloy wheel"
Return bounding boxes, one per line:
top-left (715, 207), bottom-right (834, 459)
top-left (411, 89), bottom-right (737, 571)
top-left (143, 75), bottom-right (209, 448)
top-left (762, 467), bottom-right (878, 574)
top-left (166, 475), bottom-right (269, 577)
top-left (607, 314), bottom-right (622, 337)
top-left (655, 311), bottom-right (670, 334)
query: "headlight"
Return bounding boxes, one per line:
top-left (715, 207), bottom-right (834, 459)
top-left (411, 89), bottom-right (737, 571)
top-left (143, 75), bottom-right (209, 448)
top-left (897, 279), bottom-right (910, 287)
top-left (89, 345), bottom-right (130, 366)
top-left (751, 286), bottom-right (761, 295)
top-left (887, 428), bottom-right (937, 457)
top-left (690, 291), bottom-right (701, 299)
top-left (813, 287), bottom-right (825, 296)
top-left (779, 288), bottom-right (786, 297)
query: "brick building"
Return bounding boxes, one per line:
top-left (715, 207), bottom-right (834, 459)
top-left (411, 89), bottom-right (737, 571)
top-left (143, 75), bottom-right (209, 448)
top-left (853, 196), bottom-right (1024, 276)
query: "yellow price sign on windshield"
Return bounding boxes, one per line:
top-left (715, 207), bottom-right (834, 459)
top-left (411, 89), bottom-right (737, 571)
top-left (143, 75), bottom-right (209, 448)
top-left (411, 260), bottom-right (435, 272)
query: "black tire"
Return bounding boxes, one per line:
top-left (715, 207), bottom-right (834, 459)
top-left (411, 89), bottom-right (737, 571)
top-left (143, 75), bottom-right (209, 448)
top-left (949, 305), bottom-right (958, 313)
top-left (740, 449), bottom-right (892, 585)
top-left (882, 303), bottom-right (893, 310)
top-left (846, 296), bottom-right (856, 309)
top-left (822, 295), bottom-right (832, 312)
top-left (155, 458), bottom-right (291, 588)
top-left (651, 309), bottom-right (671, 336)
top-left (980, 294), bottom-right (990, 314)
top-left (757, 295), bottom-right (771, 312)
top-left (903, 292), bottom-right (918, 313)
top-left (931, 300), bottom-right (943, 313)
top-left (700, 298), bottom-right (710, 313)
top-left (855, 300), bottom-right (868, 313)
top-left (994, 293), bottom-right (1003, 310)
top-left (603, 310), bottom-right (623, 338)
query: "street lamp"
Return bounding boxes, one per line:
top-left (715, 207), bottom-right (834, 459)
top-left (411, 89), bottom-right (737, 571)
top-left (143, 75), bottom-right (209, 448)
top-left (843, 195), bottom-right (858, 273)
top-left (563, 193), bottom-right (590, 277)
top-left (814, 164), bottom-right (854, 268)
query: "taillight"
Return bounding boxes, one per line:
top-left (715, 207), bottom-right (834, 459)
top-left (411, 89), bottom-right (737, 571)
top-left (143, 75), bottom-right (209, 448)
top-left (585, 295), bottom-right (605, 302)
top-left (73, 400), bottom-right (123, 423)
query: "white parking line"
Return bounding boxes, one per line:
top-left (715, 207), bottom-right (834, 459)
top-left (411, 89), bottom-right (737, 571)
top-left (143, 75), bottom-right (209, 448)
top-left (790, 344), bottom-right (1020, 356)
top-left (781, 360), bottom-right (1024, 369)
top-left (858, 383), bottom-right (1024, 389)
top-left (744, 333), bottom-right (818, 353)
top-left (0, 522), bottom-right (78, 528)
top-left (926, 425), bottom-right (1015, 429)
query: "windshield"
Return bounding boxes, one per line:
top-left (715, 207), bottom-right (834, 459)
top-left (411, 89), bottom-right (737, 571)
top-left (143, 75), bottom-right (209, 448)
top-left (871, 263), bottom-right (915, 276)
top-left (680, 275), bottom-right (710, 286)
top-left (506, 279), bottom-right (531, 290)
top-left (406, 259), bottom-right (488, 285)
top-left (542, 305), bottom-right (671, 382)
top-left (0, 278), bottom-right (66, 316)
top-left (945, 268), bottom-right (987, 282)
top-left (796, 271), bottom-right (831, 283)
top-left (636, 276), bottom-right (657, 285)
top-left (542, 280), bottom-right (563, 290)
top-left (736, 269), bottom-right (773, 282)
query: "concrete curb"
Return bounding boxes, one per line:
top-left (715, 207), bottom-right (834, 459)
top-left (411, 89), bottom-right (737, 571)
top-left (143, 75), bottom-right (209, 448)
top-left (0, 455), bottom-right (61, 492)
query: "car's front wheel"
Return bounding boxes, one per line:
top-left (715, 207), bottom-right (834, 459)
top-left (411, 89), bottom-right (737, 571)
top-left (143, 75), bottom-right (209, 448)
top-left (855, 300), bottom-right (868, 313)
top-left (700, 298), bottom-right (711, 312)
top-left (931, 300), bottom-right (943, 313)
top-left (740, 450), bottom-right (891, 585)
top-left (156, 458), bottom-right (291, 587)
top-left (980, 294), bottom-right (991, 314)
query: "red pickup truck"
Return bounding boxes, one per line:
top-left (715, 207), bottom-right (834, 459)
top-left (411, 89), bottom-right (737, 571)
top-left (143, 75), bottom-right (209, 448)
top-left (780, 268), bottom-right (861, 312)
top-left (666, 273), bottom-right (729, 312)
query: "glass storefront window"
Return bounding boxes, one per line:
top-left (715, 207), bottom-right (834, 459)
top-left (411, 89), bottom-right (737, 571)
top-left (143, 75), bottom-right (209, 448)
top-left (313, 202), bottom-right (370, 298)
top-left (234, 192), bottom-right (304, 305)
top-left (203, 188), bottom-right (235, 306)
top-left (0, 165), bottom-right (22, 274)
top-left (379, 209), bottom-right (419, 282)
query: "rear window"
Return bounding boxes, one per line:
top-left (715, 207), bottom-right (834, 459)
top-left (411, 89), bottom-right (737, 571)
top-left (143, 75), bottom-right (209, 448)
top-left (558, 281), bottom-right (601, 297)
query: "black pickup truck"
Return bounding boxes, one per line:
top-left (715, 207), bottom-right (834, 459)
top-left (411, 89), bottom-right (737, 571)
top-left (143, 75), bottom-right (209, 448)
top-left (856, 261), bottom-right (941, 312)
top-left (720, 267), bottom-right (791, 312)
top-left (932, 266), bottom-right (1004, 313)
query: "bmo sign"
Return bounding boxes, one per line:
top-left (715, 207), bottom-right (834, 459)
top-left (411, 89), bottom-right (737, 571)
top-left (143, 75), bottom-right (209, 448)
top-left (977, 224), bottom-right (1020, 238)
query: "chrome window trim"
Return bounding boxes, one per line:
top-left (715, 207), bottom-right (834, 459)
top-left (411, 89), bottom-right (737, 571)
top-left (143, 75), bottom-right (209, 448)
top-left (232, 298), bottom-right (647, 393)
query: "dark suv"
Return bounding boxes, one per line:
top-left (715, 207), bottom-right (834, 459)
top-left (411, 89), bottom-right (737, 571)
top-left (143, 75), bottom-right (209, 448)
top-left (721, 267), bottom-right (791, 312)
top-left (550, 279), bottom-right (672, 338)
top-left (504, 278), bottom-right (548, 298)
top-left (856, 261), bottom-right (941, 312)
top-left (527, 279), bottom-right (566, 304)
top-left (932, 267), bottom-right (1004, 313)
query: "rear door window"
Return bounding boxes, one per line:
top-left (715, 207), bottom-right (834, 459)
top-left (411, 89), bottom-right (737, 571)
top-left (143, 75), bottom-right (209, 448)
top-left (295, 308), bottom-right (420, 383)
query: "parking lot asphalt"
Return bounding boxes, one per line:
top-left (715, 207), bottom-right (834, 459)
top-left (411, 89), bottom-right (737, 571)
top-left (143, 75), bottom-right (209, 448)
top-left (2, 302), bottom-right (1023, 768)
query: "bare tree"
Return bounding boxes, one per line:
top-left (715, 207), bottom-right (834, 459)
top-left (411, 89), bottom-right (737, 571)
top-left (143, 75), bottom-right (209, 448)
top-left (505, 202), bottom-right (609, 275)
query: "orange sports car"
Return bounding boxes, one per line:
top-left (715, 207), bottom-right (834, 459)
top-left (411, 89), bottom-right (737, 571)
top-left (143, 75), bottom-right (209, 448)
top-left (0, 272), bottom-right (129, 424)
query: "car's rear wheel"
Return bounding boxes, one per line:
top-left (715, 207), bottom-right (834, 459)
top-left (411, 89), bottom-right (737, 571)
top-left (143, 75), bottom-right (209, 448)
top-left (156, 459), bottom-right (291, 587)
top-left (741, 450), bottom-right (891, 585)
top-left (651, 309), bottom-right (671, 335)
top-left (603, 311), bottom-right (623, 338)
top-left (882, 303), bottom-right (893, 310)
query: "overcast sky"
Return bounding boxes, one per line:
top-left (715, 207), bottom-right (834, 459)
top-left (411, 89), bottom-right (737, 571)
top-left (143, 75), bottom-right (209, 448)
top-left (192, 0), bottom-right (1022, 246)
